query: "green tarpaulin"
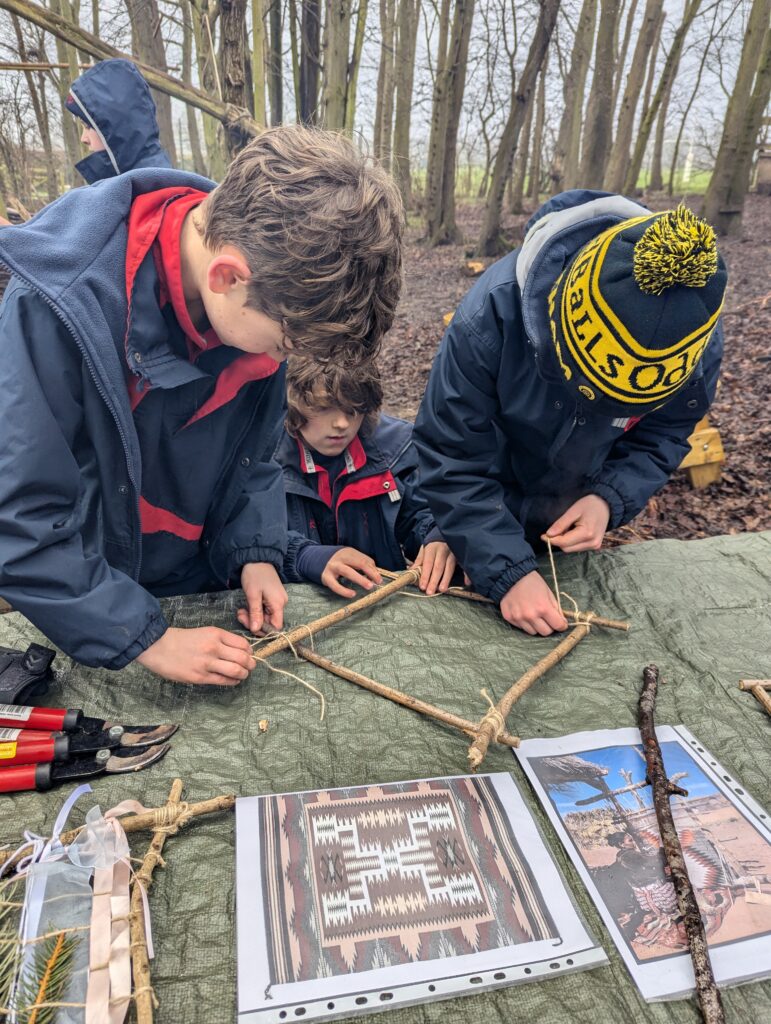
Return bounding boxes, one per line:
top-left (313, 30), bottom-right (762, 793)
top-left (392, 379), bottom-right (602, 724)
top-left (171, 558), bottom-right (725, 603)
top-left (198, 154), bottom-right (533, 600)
top-left (1, 531), bottom-right (770, 1023)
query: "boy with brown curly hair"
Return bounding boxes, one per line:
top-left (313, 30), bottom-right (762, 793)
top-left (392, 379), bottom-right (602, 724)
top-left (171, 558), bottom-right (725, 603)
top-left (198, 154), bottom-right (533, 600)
top-left (0, 126), bottom-right (403, 686)
top-left (278, 358), bottom-right (456, 598)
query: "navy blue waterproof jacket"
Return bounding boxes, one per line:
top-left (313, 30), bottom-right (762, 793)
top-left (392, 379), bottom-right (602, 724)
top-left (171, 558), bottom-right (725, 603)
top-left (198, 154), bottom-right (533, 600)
top-left (65, 59), bottom-right (171, 183)
top-left (0, 169), bottom-right (287, 669)
top-left (413, 191), bottom-right (723, 603)
top-left (279, 416), bottom-right (439, 581)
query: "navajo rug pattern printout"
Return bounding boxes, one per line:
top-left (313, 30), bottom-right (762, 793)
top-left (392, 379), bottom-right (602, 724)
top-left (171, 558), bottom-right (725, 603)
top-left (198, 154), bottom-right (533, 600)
top-left (259, 776), bottom-right (556, 984)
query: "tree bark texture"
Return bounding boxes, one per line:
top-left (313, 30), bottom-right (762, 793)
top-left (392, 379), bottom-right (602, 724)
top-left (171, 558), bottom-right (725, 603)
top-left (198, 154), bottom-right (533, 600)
top-left (476, 0), bottom-right (559, 256)
top-left (219, 0), bottom-right (254, 154)
top-left (391, 0), bottom-right (419, 204)
top-left (638, 665), bottom-right (726, 1024)
top-left (11, 13), bottom-right (58, 200)
top-left (604, 0), bottom-right (664, 192)
top-left (299, 0), bottom-right (321, 122)
top-left (48, 0), bottom-right (82, 188)
top-left (509, 93), bottom-right (534, 213)
top-left (528, 60), bottom-right (547, 203)
top-left (623, 0), bottom-right (702, 194)
top-left (424, 0), bottom-right (476, 246)
top-left (267, 0), bottom-right (283, 123)
top-left (125, 0), bottom-right (177, 164)
top-left (610, 0), bottom-right (638, 117)
top-left (182, 0), bottom-right (208, 175)
top-left (322, 0), bottom-right (351, 129)
top-left (578, 0), bottom-right (621, 188)
top-left (373, 0), bottom-right (397, 162)
top-left (703, 0), bottom-right (771, 234)
top-left (549, 0), bottom-right (597, 194)
top-left (344, 0), bottom-right (369, 134)
top-left (648, 41), bottom-right (673, 192)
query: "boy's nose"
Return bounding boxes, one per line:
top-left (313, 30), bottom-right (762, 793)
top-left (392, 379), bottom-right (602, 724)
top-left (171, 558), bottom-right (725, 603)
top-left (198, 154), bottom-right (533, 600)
top-left (332, 413), bottom-right (350, 430)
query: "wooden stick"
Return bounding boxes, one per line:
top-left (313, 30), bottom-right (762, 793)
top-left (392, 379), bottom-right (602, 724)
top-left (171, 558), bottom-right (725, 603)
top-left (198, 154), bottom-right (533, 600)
top-left (0, 794), bottom-right (236, 871)
top-left (295, 645), bottom-right (520, 747)
top-left (130, 779), bottom-right (184, 1024)
top-left (251, 569), bottom-right (420, 661)
top-left (639, 666), bottom-right (725, 1024)
top-left (468, 624), bottom-right (591, 770)
top-left (375, 569), bottom-right (630, 630)
top-left (739, 679), bottom-right (771, 716)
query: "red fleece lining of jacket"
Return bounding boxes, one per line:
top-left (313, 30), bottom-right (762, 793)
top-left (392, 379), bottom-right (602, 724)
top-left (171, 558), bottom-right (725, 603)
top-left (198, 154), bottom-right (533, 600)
top-left (139, 496), bottom-right (203, 541)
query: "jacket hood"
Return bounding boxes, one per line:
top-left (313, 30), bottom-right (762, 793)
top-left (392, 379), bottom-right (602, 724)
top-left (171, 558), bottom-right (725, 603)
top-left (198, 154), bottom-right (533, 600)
top-left (516, 190), bottom-right (650, 382)
top-left (66, 59), bottom-right (171, 182)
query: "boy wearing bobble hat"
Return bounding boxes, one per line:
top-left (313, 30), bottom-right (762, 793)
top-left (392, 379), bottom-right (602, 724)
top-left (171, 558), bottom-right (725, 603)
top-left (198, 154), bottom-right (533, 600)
top-left (414, 191), bottom-right (727, 637)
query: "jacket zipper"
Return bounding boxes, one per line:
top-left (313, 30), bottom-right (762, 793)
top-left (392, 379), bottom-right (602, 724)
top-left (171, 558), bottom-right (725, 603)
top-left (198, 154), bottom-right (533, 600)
top-left (0, 267), bottom-right (143, 579)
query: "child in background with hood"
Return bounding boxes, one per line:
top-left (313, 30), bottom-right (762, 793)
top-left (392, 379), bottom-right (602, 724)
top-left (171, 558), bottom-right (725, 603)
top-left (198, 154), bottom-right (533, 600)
top-left (65, 59), bottom-right (171, 183)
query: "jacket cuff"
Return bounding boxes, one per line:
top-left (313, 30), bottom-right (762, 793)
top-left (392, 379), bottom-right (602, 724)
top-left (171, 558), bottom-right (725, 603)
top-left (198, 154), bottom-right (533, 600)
top-left (587, 482), bottom-right (627, 529)
top-left (423, 526), bottom-right (443, 546)
top-left (107, 611), bottom-right (169, 670)
top-left (486, 555), bottom-right (539, 604)
top-left (227, 545), bottom-right (284, 581)
top-left (295, 544), bottom-right (343, 585)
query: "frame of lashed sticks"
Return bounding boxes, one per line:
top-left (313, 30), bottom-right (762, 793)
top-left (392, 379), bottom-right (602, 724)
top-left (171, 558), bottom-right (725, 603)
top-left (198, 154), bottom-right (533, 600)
top-left (249, 564), bottom-right (630, 771)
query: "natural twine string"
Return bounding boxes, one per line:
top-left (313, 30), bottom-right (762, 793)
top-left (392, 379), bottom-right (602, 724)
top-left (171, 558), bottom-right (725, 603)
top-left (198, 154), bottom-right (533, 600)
top-left (545, 538), bottom-right (596, 628)
top-left (479, 688), bottom-right (506, 739)
top-left (249, 628), bottom-right (326, 721)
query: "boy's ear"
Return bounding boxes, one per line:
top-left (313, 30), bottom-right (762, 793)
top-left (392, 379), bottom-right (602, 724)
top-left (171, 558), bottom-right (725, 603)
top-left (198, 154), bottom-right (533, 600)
top-left (207, 248), bottom-right (251, 295)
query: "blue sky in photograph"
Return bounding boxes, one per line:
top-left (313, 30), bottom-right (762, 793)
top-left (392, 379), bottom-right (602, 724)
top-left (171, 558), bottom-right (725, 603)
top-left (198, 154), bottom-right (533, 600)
top-left (534, 742), bottom-right (719, 818)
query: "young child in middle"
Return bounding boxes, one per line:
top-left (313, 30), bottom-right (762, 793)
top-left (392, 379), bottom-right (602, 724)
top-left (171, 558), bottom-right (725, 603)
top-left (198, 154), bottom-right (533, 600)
top-left (278, 357), bottom-right (456, 598)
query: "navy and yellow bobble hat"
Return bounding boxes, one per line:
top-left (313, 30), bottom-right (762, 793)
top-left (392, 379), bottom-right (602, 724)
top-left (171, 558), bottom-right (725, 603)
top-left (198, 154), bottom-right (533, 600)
top-left (547, 205), bottom-right (727, 416)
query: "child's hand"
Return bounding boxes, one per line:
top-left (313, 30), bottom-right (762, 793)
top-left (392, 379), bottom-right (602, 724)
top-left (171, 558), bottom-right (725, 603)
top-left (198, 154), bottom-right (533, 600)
top-left (136, 626), bottom-right (253, 685)
top-left (413, 542), bottom-right (457, 595)
top-left (500, 571), bottom-right (568, 636)
top-left (321, 548), bottom-right (382, 598)
top-left (545, 494), bottom-right (611, 552)
top-left (237, 562), bottom-right (288, 633)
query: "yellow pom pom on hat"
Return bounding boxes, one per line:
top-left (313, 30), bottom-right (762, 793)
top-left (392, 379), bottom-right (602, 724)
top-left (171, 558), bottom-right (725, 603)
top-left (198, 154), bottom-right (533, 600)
top-left (547, 204), bottom-right (727, 415)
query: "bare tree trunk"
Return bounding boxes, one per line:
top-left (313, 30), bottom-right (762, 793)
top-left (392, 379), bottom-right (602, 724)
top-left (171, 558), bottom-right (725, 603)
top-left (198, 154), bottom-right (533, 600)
top-left (425, 0), bottom-right (475, 246)
top-left (528, 60), bottom-right (547, 204)
top-left (704, 0), bottom-right (771, 234)
top-left (477, 0), bottom-right (559, 256)
top-left (299, 0), bottom-right (321, 122)
top-left (267, 0), bottom-right (283, 123)
top-left (219, 0), bottom-right (252, 154)
top-left (251, 0), bottom-right (268, 124)
top-left (579, 0), bottom-right (621, 188)
top-left (344, 0), bottom-right (368, 134)
top-left (391, 0), bottom-right (419, 204)
top-left (667, 1), bottom-right (723, 196)
top-left (288, 0), bottom-right (301, 112)
top-left (610, 0), bottom-right (638, 116)
top-left (322, 0), bottom-right (351, 129)
top-left (623, 0), bottom-right (702, 194)
top-left (373, 0), bottom-right (396, 162)
top-left (550, 0), bottom-right (597, 194)
top-left (648, 42), bottom-right (673, 192)
top-left (11, 14), bottom-right (58, 200)
top-left (182, 0), bottom-right (208, 175)
top-left (424, 0), bottom-right (450, 222)
top-left (604, 0), bottom-right (664, 192)
top-left (509, 90), bottom-right (534, 213)
top-left (125, 0), bottom-right (177, 164)
top-left (48, 0), bottom-right (82, 188)
top-left (638, 7), bottom-right (665, 128)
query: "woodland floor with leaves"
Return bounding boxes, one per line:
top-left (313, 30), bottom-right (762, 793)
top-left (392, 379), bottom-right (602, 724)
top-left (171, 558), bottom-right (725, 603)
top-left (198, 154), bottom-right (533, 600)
top-left (381, 193), bottom-right (771, 544)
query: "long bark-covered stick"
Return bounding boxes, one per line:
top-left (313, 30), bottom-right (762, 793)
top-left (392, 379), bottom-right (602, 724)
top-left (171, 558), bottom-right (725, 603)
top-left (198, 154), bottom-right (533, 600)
top-left (468, 623), bottom-right (591, 770)
top-left (251, 569), bottom-right (420, 661)
top-left (0, 795), bottom-right (236, 871)
top-left (295, 645), bottom-right (520, 747)
top-left (739, 679), bottom-right (771, 716)
top-left (638, 665), bottom-right (725, 1024)
top-left (375, 569), bottom-right (630, 630)
top-left (130, 778), bottom-right (184, 1024)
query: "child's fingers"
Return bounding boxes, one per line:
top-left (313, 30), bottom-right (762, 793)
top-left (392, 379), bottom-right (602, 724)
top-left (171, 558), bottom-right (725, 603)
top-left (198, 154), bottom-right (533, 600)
top-left (547, 524), bottom-right (588, 550)
top-left (338, 565), bottom-right (376, 590)
top-left (357, 561), bottom-right (382, 585)
top-left (206, 659), bottom-right (248, 684)
top-left (418, 549), bottom-right (436, 591)
top-left (438, 555), bottom-right (456, 592)
top-left (425, 553), bottom-right (446, 596)
top-left (545, 502), bottom-right (581, 538)
top-left (325, 575), bottom-right (357, 598)
top-left (222, 631), bottom-right (253, 652)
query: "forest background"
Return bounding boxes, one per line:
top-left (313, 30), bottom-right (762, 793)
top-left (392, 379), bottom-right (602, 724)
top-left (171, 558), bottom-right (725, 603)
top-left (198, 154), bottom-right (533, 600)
top-left (0, 0), bottom-right (769, 543)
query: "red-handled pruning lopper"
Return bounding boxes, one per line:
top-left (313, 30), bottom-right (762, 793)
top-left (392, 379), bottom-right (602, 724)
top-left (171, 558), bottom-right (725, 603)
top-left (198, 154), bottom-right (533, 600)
top-left (0, 704), bottom-right (178, 792)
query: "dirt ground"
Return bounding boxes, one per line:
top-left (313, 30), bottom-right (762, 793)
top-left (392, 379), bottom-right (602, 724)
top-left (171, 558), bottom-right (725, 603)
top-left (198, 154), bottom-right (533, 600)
top-left (381, 194), bottom-right (771, 544)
